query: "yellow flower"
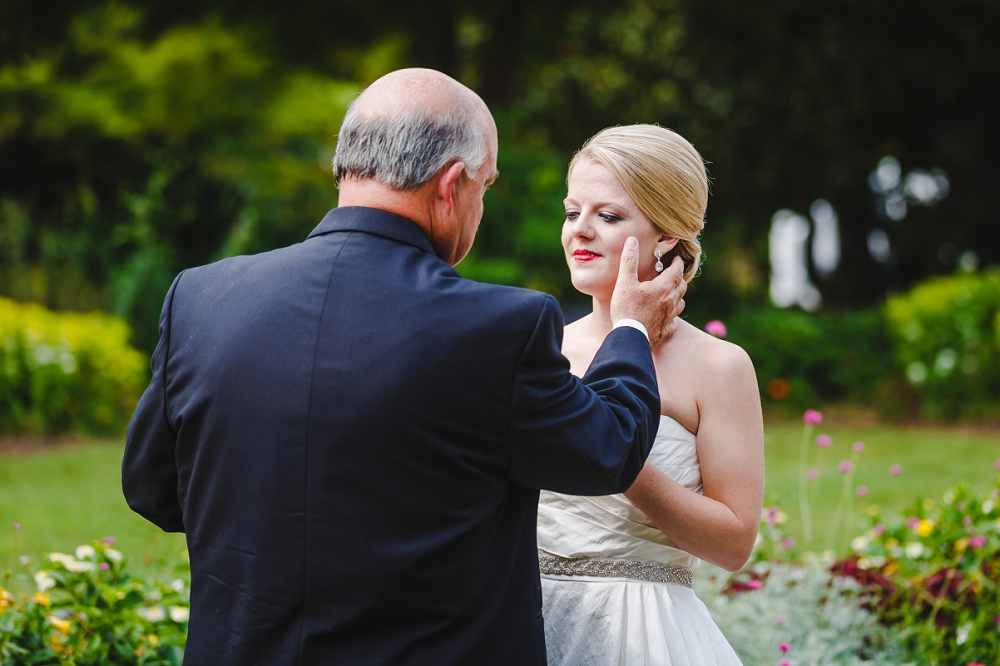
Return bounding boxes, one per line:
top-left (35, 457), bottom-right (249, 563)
top-left (917, 519), bottom-right (933, 537)
top-left (0, 589), bottom-right (14, 611)
top-left (956, 537), bottom-right (969, 553)
top-left (32, 593), bottom-right (51, 608)
top-left (883, 561), bottom-right (900, 576)
top-left (48, 615), bottom-right (71, 635)
top-left (148, 635), bottom-right (159, 645)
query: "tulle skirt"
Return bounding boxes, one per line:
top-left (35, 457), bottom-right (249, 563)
top-left (541, 574), bottom-right (743, 666)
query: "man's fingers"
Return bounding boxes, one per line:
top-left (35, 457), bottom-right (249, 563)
top-left (617, 237), bottom-right (640, 285)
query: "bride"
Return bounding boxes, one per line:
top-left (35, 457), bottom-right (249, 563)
top-left (538, 124), bottom-right (765, 665)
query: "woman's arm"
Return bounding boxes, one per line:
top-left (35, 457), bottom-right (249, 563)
top-left (623, 344), bottom-right (764, 572)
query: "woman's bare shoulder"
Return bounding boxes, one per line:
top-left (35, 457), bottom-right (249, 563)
top-left (671, 320), bottom-right (757, 381)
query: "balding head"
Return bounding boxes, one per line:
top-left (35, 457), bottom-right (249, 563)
top-left (333, 68), bottom-right (496, 190)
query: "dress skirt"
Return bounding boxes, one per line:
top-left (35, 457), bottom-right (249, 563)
top-left (540, 574), bottom-right (743, 666)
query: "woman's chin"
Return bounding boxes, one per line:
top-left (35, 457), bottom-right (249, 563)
top-left (569, 275), bottom-right (614, 300)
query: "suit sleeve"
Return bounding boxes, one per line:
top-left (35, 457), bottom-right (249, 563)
top-left (122, 272), bottom-right (185, 533)
top-left (508, 295), bottom-right (660, 495)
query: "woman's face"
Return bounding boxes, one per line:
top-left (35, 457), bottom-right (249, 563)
top-left (562, 158), bottom-right (675, 301)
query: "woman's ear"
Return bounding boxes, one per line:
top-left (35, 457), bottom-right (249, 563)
top-left (657, 236), bottom-right (680, 254)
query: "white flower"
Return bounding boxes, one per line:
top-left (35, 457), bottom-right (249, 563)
top-left (104, 548), bottom-right (123, 562)
top-left (65, 560), bottom-right (96, 573)
top-left (851, 536), bottom-right (869, 552)
top-left (170, 579), bottom-right (185, 592)
top-left (819, 550), bottom-right (837, 564)
top-left (137, 606), bottom-right (166, 622)
top-left (168, 606), bottom-right (190, 622)
top-left (34, 571), bottom-right (56, 592)
top-left (982, 499), bottom-right (996, 514)
top-left (905, 542), bottom-right (924, 558)
top-left (857, 557), bottom-right (872, 570)
top-left (75, 545), bottom-right (96, 560)
top-left (956, 621), bottom-right (972, 645)
top-left (48, 553), bottom-right (75, 567)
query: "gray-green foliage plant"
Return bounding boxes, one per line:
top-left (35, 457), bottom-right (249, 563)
top-left (697, 561), bottom-right (911, 666)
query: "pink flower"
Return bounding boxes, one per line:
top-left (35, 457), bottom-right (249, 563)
top-left (838, 460), bottom-right (853, 474)
top-left (994, 615), bottom-right (1000, 624)
top-left (889, 464), bottom-right (903, 476)
top-left (816, 435), bottom-right (832, 447)
top-left (100, 562), bottom-right (110, 571)
top-left (906, 517), bottom-right (920, 530)
top-left (969, 535), bottom-right (986, 549)
top-left (873, 524), bottom-right (886, 536)
top-left (102, 536), bottom-right (116, 546)
top-left (705, 321), bottom-right (727, 338)
top-left (856, 486), bottom-right (869, 497)
top-left (963, 516), bottom-right (972, 526)
top-left (12, 522), bottom-right (19, 532)
top-left (776, 616), bottom-right (786, 625)
top-left (803, 409), bottom-right (823, 425)
top-left (780, 537), bottom-right (796, 549)
top-left (779, 661), bottom-right (791, 666)
top-left (994, 459), bottom-right (1000, 470)
top-left (807, 469), bottom-right (818, 480)
top-left (779, 643), bottom-right (790, 653)
top-left (852, 441), bottom-right (865, 453)
top-left (746, 580), bottom-right (762, 590)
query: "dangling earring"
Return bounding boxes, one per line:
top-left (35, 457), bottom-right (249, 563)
top-left (654, 249), bottom-right (664, 273)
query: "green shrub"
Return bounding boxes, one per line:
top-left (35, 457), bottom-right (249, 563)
top-left (723, 306), bottom-right (896, 412)
top-left (0, 540), bottom-right (188, 665)
top-left (884, 269), bottom-right (1000, 420)
top-left (0, 298), bottom-right (147, 435)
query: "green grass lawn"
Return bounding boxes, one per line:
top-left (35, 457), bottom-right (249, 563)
top-left (761, 419), bottom-right (1000, 558)
top-left (0, 440), bottom-right (186, 594)
top-left (1, 421), bottom-right (998, 593)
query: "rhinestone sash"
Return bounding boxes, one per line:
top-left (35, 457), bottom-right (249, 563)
top-left (539, 554), bottom-right (694, 588)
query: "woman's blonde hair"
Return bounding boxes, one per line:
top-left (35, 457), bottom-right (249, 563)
top-left (569, 125), bottom-right (708, 282)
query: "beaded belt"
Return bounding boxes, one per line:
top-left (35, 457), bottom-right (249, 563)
top-left (538, 554), bottom-right (694, 588)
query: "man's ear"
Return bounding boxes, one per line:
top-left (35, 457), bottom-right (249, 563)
top-left (436, 161), bottom-right (467, 215)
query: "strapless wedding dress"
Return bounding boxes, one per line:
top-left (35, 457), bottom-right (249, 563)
top-left (537, 415), bottom-right (742, 666)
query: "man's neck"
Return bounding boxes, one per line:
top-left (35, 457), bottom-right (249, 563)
top-left (337, 178), bottom-right (433, 233)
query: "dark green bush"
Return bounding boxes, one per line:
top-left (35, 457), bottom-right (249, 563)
top-left (723, 305), bottom-right (896, 412)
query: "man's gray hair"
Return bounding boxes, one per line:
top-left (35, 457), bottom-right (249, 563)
top-left (333, 100), bottom-right (488, 191)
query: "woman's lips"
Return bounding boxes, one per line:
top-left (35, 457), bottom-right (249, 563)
top-left (573, 249), bottom-right (602, 262)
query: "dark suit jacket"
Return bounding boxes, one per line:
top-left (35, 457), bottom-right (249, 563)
top-left (123, 206), bottom-right (660, 665)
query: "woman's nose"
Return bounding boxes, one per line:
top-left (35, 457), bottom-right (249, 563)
top-left (571, 215), bottom-right (595, 239)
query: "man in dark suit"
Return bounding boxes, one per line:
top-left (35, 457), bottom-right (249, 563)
top-left (123, 68), bottom-right (686, 665)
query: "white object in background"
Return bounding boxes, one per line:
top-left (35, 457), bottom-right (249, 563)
top-left (809, 199), bottom-right (840, 277)
top-left (769, 210), bottom-right (821, 311)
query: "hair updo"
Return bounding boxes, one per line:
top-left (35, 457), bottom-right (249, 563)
top-left (569, 125), bottom-right (708, 282)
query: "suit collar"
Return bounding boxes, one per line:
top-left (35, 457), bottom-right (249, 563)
top-left (307, 207), bottom-right (436, 255)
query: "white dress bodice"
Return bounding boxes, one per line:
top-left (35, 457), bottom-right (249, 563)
top-left (537, 414), bottom-right (703, 571)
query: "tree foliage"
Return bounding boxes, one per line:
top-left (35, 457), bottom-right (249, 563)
top-left (0, 0), bottom-right (997, 348)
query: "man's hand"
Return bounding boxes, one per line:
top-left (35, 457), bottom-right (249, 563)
top-left (610, 237), bottom-right (687, 347)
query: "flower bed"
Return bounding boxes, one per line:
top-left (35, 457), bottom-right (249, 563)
top-left (0, 538), bottom-right (188, 665)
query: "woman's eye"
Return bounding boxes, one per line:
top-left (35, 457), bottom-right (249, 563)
top-left (564, 211), bottom-right (579, 221)
top-left (599, 212), bottom-right (623, 223)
